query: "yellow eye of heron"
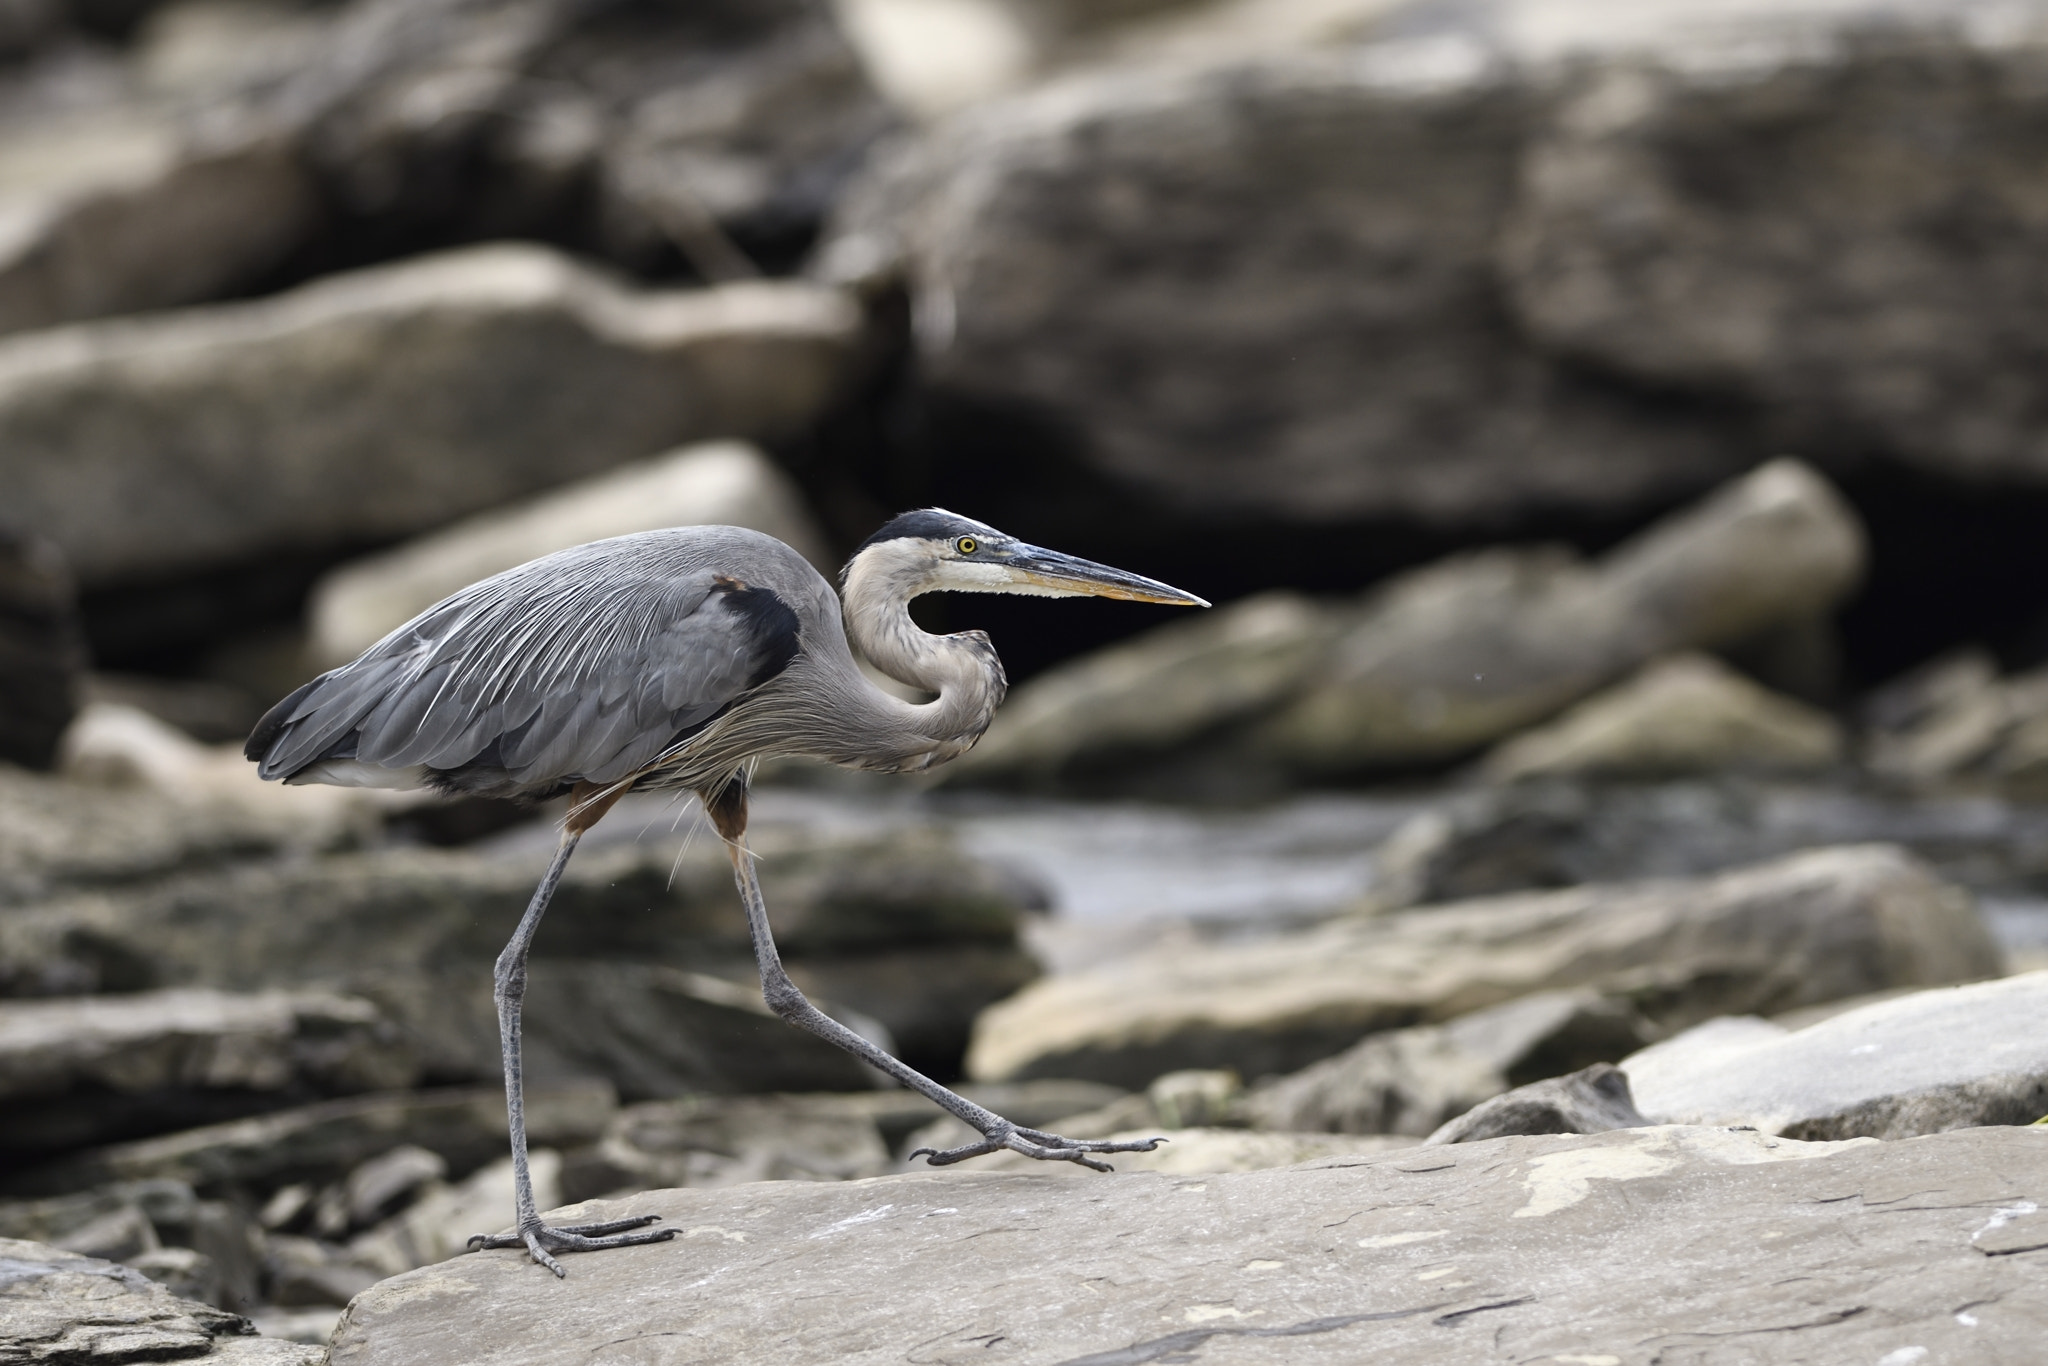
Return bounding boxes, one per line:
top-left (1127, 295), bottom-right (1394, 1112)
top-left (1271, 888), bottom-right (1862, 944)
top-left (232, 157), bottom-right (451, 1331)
top-left (955, 536), bottom-right (978, 555)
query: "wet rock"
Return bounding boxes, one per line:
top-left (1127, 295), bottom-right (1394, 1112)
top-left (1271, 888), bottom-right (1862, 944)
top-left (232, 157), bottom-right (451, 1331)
top-left (1502, 19), bottom-right (2048, 491)
top-left (0, 531), bottom-right (83, 771)
top-left (1424, 1062), bottom-right (1650, 1145)
top-left (818, 47), bottom-right (1753, 542)
top-left (1482, 652), bottom-right (1844, 782)
top-left (0, 242), bottom-right (861, 589)
top-left (0, 1236), bottom-right (320, 1364)
top-left (0, 988), bottom-right (419, 1162)
top-left (329, 1124), bottom-right (2046, 1365)
top-left (1246, 990), bottom-right (1652, 1137)
top-left (1623, 970), bottom-right (2048, 1140)
top-left (306, 440), bottom-right (834, 667)
top-left (5, 1081), bottom-right (613, 1198)
top-left (967, 844), bottom-right (2001, 1087)
top-left (1258, 460), bottom-right (1865, 774)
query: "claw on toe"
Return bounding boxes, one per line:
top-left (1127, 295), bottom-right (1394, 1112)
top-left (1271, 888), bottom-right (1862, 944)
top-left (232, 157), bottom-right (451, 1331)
top-left (909, 1129), bottom-right (1170, 1172)
top-left (466, 1214), bottom-right (675, 1276)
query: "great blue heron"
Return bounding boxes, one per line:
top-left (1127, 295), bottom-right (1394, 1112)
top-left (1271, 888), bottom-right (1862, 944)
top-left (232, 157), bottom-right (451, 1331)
top-left (246, 508), bottom-right (1206, 1275)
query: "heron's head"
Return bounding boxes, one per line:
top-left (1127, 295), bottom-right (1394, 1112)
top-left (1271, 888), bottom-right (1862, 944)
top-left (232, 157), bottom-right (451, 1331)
top-left (841, 509), bottom-right (1208, 608)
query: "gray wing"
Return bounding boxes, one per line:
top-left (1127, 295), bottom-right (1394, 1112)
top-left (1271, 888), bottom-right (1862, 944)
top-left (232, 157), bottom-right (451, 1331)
top-left (247, 532), bottom-right (806, 795)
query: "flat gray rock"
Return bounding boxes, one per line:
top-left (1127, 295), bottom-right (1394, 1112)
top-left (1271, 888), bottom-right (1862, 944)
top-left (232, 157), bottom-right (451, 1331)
top-left (1625, 970), bottom-right (2048, 1139)
top-left (967, 844), bottom-right (2001, 1086)
top-left (331, 1124), bottom-right (2048, 1365)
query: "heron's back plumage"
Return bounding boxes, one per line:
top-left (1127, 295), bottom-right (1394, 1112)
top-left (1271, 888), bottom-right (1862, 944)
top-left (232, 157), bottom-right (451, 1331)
top-left (247, 527), bottom-right (830, 799)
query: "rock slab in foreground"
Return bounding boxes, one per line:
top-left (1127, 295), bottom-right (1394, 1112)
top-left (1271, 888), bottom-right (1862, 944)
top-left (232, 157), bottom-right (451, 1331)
top-left (332, 1124), bottom-right (2048, 1365)
top-left (1626, 970), bottom-right (2048, 1140)
top-left (968, 844), bottom-right (2001, 1087)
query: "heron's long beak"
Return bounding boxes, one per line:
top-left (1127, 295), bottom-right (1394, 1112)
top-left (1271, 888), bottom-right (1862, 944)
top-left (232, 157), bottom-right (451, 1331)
top-left (1003, 545), bottom-right (1209, 607)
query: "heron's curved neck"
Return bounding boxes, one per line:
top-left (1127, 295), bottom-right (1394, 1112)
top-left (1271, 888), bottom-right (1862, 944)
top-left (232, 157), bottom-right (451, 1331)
top-left (840, 547), bottom-right (1005, 750)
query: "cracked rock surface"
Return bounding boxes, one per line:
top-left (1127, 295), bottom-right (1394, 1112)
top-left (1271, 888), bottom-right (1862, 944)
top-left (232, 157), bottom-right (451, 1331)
top-left (329, 1123), bottom-right (2048, 1365)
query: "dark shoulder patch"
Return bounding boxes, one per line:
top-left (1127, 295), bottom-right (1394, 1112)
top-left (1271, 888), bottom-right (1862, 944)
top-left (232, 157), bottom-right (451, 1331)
top-left (852, 508), bottom-right (984, 558)
top-left (712, 577), bottom-right (802, 689)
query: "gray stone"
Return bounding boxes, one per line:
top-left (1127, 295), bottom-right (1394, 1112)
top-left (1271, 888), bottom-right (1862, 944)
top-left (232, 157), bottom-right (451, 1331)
top-left (0, 988), bottom-right (420, 1160)
top-left (0, 1236), bottom-right (321, 1365)
top-left (5, 1081), bottom-right (614, 1198)
top-left (970, 1126), bottom-right (1415, 1177)
top-left (1424, 1062), bottom-right (1651, 1145)
top-left (818, 46), bottom-right (1754, 538)
top-left (1501, 15), bottom-right (2048, 491)
top-left (966, 844), bottom-right (2002, 1087)
top-left (1623, 970), bottom-right (2048, 1140)
top-left (305, 441), bottom-right (835, 667)
top-left (0, 243), bottom-right (861, 588)
top-left (1257, 460), bottom-right (1865, 774)
top-left (1482, 652), bottom-right (1844, 781)
top-left (1247, 990), bottom-right (1652, 1137)
top-left (329, 1123), bottom-right (2048, 1365)
top-left (345, 1151), bottom-right (561, 1279)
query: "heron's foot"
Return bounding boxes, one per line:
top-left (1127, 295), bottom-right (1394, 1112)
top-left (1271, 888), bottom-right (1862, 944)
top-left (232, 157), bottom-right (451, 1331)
top-left (910, 1124), bottom-right (1166, 1174)
top-left (466, 1214), bottom-right (675, 1277)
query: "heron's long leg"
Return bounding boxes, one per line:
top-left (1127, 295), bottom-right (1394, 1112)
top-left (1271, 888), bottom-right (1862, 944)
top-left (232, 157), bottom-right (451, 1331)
top-left (713, 783), bottom-right (1162, 1173)
top-left (467, 830), bottom-right (675, 1275)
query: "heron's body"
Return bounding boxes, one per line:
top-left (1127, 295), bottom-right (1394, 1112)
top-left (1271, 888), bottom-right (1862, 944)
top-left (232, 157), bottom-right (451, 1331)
top-left (246, 509), bottom-right (1204, 1276)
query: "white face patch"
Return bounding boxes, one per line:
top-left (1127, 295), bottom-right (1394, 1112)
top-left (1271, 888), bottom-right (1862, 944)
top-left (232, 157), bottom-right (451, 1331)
top-left (933, 558), bottom-right (1088, 597)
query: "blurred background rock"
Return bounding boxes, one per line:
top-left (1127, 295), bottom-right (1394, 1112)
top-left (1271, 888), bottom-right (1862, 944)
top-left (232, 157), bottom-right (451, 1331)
top-left (7, 0), bottom-right (2048, 1355)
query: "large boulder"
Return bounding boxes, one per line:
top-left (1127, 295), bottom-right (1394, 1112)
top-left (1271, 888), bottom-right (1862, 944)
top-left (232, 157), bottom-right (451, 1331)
top-left (1623, 970), bottom-right (2048, 1140)
top-left (329, 1124), bottom-right (2048, 1365)
top-left (1256, 459), bottom-right (1865, 774)
top-left (0, 242), bottom-right (861, 591)
top-left (0, 1237), bottom-right (321, 1364)
top-left (305, 440), bottom-right (834, 667)
top-left (818, 46), bottom-right (1754, 540)
top-left (966, 844), bottom-right (2002, 1087)
top-left (1502, 16), bottom-right (2048, 488)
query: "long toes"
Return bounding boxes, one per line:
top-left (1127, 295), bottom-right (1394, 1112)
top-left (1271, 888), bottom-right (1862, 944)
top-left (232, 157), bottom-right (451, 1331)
top-left (523, 1231), bottom-right (568, 1278)
top-left (1013, 1129), bottom-right (1170, 1155)
top-left (466, 1231), bottom-right (524, 1251)
top-left (540, 1227), bottom-right (678, 1253)
top-left (553, 1214), bottom-right (665, 1237)
top-left (909, 1139), bottom-right (1004, 1167)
